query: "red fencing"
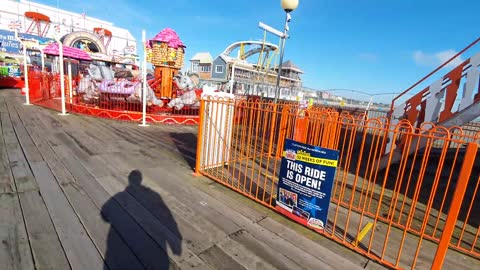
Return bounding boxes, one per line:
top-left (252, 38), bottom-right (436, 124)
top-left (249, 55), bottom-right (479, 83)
top-left (28, 71), bottom-right (200, 125)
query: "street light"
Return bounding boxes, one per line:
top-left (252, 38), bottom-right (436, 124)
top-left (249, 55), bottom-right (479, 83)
top-left (281, 0), bottom-right (299, 12)
top-left (274, 0), bottom-right (299, 103)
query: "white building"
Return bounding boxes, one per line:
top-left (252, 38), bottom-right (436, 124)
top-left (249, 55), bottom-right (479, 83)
top-left (0, 0), bottom-right (137, 64)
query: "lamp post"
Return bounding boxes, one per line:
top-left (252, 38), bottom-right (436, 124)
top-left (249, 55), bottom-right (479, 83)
top-left (274, 0), bottom-right (299, 103)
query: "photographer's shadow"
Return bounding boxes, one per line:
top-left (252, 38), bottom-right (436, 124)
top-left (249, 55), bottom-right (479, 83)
top-left (100, 170), bottom-right (182, 270)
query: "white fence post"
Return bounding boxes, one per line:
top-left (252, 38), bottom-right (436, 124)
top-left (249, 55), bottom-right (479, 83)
top-left (139, 29), bottom-right (149, 127)
top-left (41, 51), bottom-right (45, 72)
top-left (68, 60), bottom-right (73, 103)
top-left (57, 39), bottom-right (67, 115)
top-left (14, 30), bottom-right (30, 105)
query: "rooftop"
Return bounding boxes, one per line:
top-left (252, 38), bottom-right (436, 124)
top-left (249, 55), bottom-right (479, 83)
top-left (190, 52), bottom-right (213, 64)
top-left (275, 60), bottom-right (303, 73)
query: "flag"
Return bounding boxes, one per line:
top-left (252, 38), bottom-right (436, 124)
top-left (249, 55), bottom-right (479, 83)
top-left (8, 20), bottom-right (21, 30)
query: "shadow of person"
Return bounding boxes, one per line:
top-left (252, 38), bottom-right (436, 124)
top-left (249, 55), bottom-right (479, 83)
top-left (101, 170), bottom-right (182, 270)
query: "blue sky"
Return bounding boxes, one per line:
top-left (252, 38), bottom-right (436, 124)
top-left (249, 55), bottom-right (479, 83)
top-left (36, 0), bottom-right (480, 103)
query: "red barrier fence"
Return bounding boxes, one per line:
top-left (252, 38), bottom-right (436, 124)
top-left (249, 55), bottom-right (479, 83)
top-left (28, 71), bottom-right (200, 124)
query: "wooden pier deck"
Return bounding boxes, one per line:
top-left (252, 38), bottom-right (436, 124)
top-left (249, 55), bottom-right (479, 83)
top-left (0, 89), bottom-right (381, 270)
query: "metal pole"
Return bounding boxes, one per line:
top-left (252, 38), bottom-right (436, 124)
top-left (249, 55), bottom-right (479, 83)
top-left (23, 43), bottom-right (30, 105)
top-left (58, 40), bottom-right (67, 115)
top-left (15, 30), bottom-right (30, 105)
top-left (230, 61), bottom-right (237, 94)
top-left (274, 12), bottom-right (290, 103)
top-left (431, 142), bottom-right (478, 270)
top-left (41, 51), bottom-right (45, 72)
top-left (364, 96), bottom-right (373, 120)
top-left (68, 60), bottom-right (72, 102)
top-left (139, 30), bottom-right (149, 127)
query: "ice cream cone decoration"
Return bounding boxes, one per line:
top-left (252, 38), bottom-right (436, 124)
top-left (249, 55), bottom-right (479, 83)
top-left (148, 28), bottom-right (186, 69)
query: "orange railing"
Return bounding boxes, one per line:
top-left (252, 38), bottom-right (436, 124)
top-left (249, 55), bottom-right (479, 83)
top-left (195, 97), bottom-right (480, 269)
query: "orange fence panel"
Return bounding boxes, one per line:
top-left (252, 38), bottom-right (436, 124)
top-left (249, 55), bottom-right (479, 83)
top-left (196, 97), bottom-right (480, 269)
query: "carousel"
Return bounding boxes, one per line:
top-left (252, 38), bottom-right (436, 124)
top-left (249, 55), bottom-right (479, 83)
top-left (65, 27), bottom-right (225, 124)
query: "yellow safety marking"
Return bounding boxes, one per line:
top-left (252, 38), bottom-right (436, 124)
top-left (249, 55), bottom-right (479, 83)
top-left (352, 222), bottom-right (373, 247)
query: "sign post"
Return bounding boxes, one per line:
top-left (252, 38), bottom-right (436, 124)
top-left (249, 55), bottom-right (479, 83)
top-left (276, 139), bottom-right (339, 231)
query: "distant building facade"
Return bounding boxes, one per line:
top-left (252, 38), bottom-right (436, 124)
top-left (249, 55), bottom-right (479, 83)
top-left (0, 0), bottom-right (137, 64)
top-left (210, 54), bottom-right (304, 99)
top-left (189, 52), bottom-right (212, 80)
top-left (190, 41), bottom-right (308, 100)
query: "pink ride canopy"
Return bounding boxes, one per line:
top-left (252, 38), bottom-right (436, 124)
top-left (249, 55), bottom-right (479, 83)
top-left (43, 43), bottom-right (92, 60)
top-left (149, 28), bottom-right (185, 49)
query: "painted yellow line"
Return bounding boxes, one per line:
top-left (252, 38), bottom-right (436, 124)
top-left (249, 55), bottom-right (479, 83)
top-left (352, 222), bottom-right (373, 247)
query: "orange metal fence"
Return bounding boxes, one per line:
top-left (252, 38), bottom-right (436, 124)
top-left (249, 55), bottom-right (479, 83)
top-left (195, 97), bottom-right (480, 269)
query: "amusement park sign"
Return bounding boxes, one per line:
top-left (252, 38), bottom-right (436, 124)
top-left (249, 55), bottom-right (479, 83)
top-left (0, 29), bottom-right (53, 54)
top-left (276, 139), bottom-right (339, 232)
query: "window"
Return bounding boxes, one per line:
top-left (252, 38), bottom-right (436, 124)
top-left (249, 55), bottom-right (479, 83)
top-left (192, 61), bottom-right (199, 72)
top-left (200, 65), bottom-right (211, 72)
top-left (215, 65), bottom-right (223, 73)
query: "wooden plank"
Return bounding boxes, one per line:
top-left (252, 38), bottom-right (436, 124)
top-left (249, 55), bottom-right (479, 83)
top-left (29, 161), bottom-right (105, 270)
top-left (0, 193), bottom-right (34, 270)
top-left (6, 103), bottom-right (43, 163)
top-left (73, 116), bottom-right (140, 153)
top-left (18, 190), bottom-right (71, 270)
top-left (0, 98), bottom-right (32, 270)
top-left (141, 167), bottom-right (364, 270)
top-left (206, 231), bottom-right (296, 270)
top-left (62, 182), bottom-right (145, 270)
top-left (102, 124), bottom-right (195, 166)
top-left (136, 166), bottom-right (308, 270)
top-left (198, 244), bottom-right (247, 270)
top-left (13, 101), bottom-right (80, 186)
top-left (0, 101), bottom-right (16, 194)
top-left (1, 108), bottom-right (37, 193)
top-left (12, 102), bottom-right (145, 270)
top-left (30, 117), bottom-right (216, 266)
top-left (258, 217), bottom-right (369, 269)
top-left (95, 174), bottom-right (209, 270)
top-left (118, 159), bottom-right (244, 237)
top-left (1, 98), bottom-right (71, 270)
top-left (45, 143), bottom-right (179, 270)
top-left (87, 154), bottom-right (226, 255)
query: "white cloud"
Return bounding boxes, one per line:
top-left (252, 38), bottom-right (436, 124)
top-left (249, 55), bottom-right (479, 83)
top-left (413, 49), bottom-right (464, 68)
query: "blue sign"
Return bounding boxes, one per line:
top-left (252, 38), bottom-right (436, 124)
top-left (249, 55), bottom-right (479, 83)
top-left (0, 29), bottom-right (53, 54)
top-left (276, 139), bottom-right (339, 231)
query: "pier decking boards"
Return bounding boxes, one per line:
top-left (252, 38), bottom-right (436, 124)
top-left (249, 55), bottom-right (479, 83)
top-left (0, 89), bottom-right (478, 270)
